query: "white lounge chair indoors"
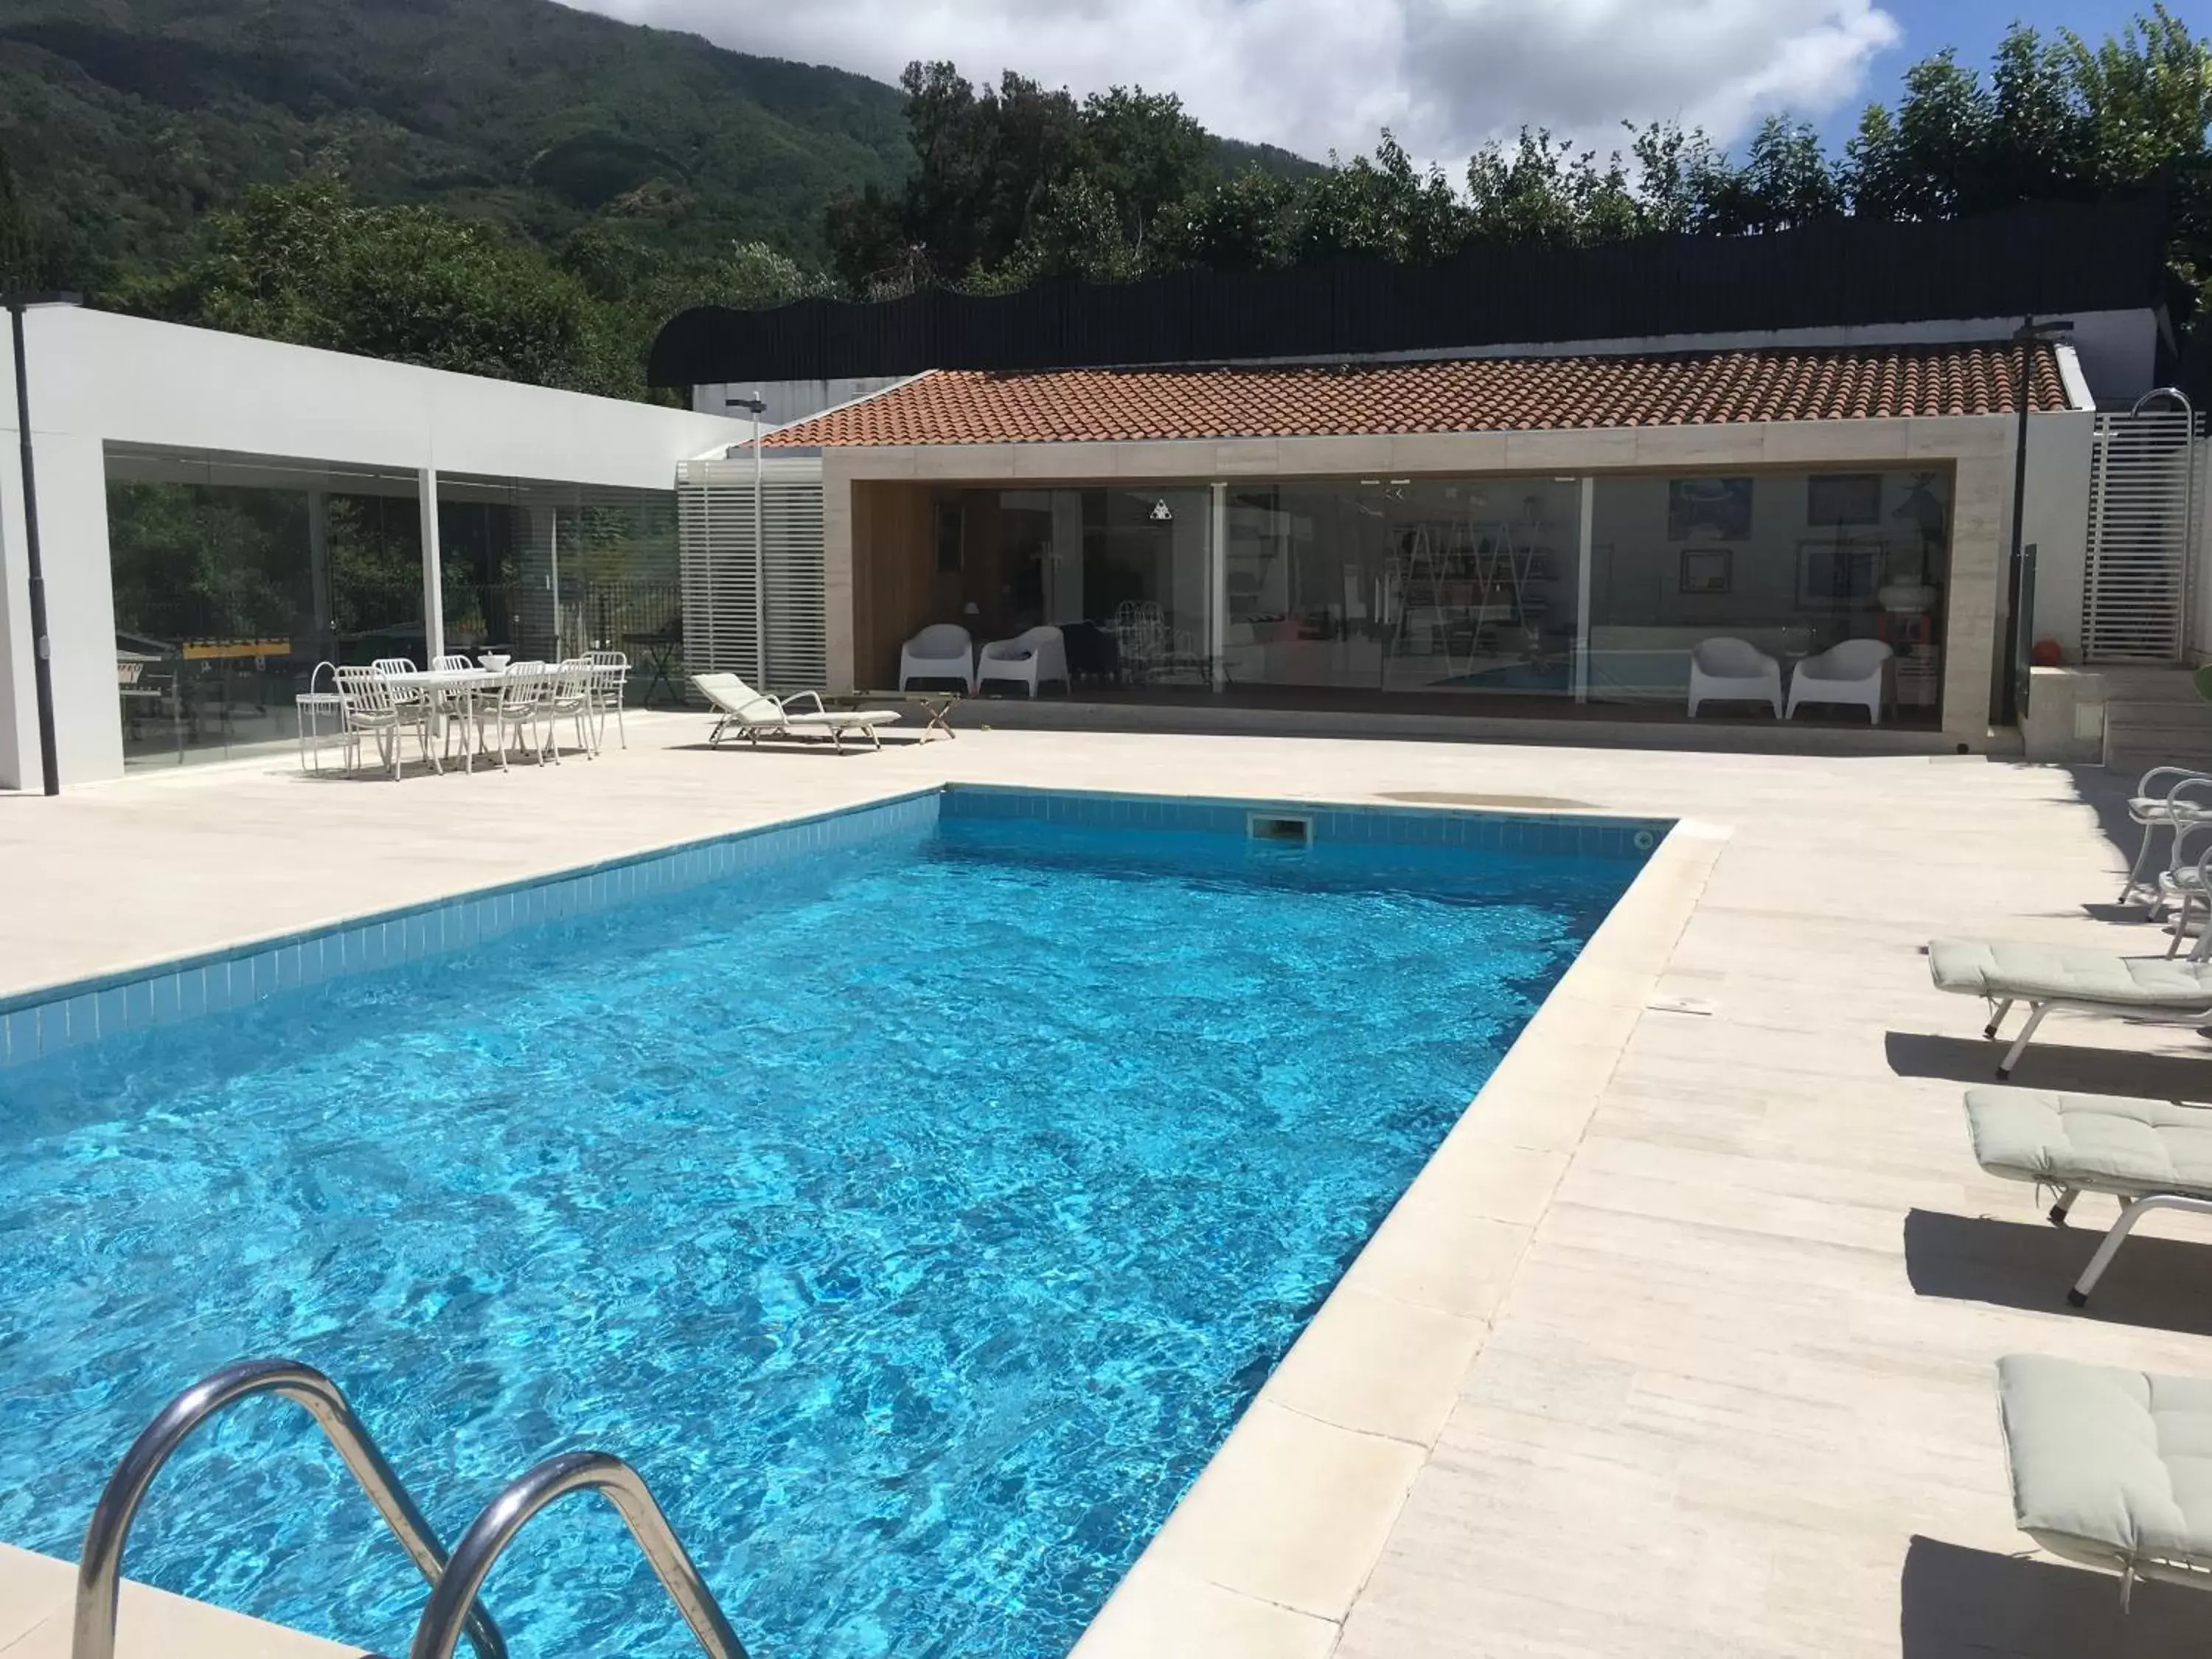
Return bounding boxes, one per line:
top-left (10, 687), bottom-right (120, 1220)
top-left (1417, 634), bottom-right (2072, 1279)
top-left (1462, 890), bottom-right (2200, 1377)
top-left (1785, 639), bottom-right (1892, 723)
top-left (977, 625), bottom-right (1071, 698)
top-left (1964, 1085), bottom-right (2212, 1306)
top-left (2121, 768), bottom-right (2212, 905)
top-left (900, 624), bottom-right (975, 693)
top-left (1928, 936), bottom-right (2212, 1078)
top-left (1685, 637), bottom-right (1783, 718)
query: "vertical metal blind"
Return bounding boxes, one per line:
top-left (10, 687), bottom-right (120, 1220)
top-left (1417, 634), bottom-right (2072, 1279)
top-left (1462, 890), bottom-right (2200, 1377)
top-left (2083, 410), bottom-right (2203, 664)
top-left (676, 457), bottom-right (827, 692)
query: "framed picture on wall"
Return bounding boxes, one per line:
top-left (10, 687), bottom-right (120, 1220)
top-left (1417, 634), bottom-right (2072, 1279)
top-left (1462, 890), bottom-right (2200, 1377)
top-left (1678, 547), bottom-right (1733, 594)
top-left (1797, 538), bottom-right (1886, 608)
top-left (1668, 477), bottom-right (1753, 541)
top-left (1806, 473), bottom-right (1882, 526)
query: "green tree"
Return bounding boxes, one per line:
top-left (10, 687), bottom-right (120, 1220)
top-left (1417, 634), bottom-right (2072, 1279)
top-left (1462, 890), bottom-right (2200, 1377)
top-left (142, 177), bottom-right (597, 389)
top-left (1466, 129), bottom-right (1644, 247)
top-left (1154, 167), bottom-right (1302, 270)
top-left (1694, 118), bottom-right (1843, 234)
top-left (1298, 135), bottom-right (1466, 262)
top-left (0, 145), bottom-right (37, 290)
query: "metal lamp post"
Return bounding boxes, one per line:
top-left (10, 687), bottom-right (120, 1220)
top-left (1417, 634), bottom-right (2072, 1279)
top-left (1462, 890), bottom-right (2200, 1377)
top-left (6, 291), bottom-right (79, 796)
top-left (724, 393), bottom-right (769, 687)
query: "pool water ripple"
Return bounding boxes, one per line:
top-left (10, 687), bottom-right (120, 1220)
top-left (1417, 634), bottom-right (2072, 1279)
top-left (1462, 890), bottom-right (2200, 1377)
top-left (0, 816), bottom-right (1634, 1657)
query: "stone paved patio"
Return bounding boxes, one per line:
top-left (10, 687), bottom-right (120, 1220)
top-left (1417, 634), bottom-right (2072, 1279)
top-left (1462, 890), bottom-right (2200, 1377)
top-left (3, 717), bottom-right (2206, 1657)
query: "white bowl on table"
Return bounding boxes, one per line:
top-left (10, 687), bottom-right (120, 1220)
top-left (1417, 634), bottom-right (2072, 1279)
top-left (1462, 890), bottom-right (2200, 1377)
top-left (480, 653), bottom-right (510, 670)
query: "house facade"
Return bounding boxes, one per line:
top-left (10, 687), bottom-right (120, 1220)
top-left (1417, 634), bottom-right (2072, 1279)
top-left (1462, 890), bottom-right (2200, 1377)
top-left (659, 199), bottom-right (2194, 748)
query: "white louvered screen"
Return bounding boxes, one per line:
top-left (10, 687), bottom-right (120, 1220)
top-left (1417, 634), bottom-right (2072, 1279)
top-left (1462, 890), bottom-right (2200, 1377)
top-left (2083, 410), bottom-right (2202, 664)
top-left (677, 456), bottom-right (828, 695)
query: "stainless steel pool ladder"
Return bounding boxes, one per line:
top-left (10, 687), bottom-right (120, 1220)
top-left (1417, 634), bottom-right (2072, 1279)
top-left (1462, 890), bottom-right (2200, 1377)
top-left (72, 1357), bottom-right (751, 1659)
top-left (406, 1451), bottom-right (748, 1659)
top-left (72, 1357), bottom-right (506, 1659)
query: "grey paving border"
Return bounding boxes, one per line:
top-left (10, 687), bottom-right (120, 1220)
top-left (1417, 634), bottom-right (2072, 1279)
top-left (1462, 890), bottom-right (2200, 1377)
top-left (1068, 817), bottom-right (1733, 1659)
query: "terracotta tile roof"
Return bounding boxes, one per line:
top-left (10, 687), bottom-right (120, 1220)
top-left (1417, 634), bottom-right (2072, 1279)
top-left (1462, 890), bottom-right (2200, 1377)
top-left (767, 343), bottom-right (2068, 448)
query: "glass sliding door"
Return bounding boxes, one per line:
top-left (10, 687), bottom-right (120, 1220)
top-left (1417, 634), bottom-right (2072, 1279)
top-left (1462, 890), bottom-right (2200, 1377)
top-left (1584, 467), bottom-right (1952, 721)
top-left (932, 486), bottom-right (1214, 687)
top-left (1222, 476), bottom-right (1582, 698)
top-left (105, 448), bottom-right (425, 767)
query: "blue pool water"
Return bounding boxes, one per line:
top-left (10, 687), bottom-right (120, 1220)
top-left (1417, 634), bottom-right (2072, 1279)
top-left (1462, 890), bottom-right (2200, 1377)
top-left (0, 804), bottom-right (1639, 1657)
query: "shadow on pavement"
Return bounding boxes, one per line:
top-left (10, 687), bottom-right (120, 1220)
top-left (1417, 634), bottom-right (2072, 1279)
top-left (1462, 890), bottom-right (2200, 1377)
top-left (1884, 1030), bottom-right (2212, 1098)
top-left (1902, 1534), bottom-right (2202, 1657)
top-left (1902, 1208), bottom-right (2212, 1338)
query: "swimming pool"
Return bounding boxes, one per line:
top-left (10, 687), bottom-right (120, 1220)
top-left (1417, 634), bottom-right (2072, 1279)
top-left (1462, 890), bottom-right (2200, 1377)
top-left (0, 788), bottom-right (1652, 1657)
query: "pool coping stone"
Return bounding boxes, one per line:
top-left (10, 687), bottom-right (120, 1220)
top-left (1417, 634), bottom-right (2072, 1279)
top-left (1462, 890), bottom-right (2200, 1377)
top-left (1067, 815), bottom-right (1731, 1658)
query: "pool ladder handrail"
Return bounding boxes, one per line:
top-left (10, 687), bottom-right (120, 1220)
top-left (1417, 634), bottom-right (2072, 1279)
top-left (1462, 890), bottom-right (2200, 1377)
top-left (72, 1357), bottom-right (506, 1659)
top-left (407, 1450), bottom-right (749, 1659)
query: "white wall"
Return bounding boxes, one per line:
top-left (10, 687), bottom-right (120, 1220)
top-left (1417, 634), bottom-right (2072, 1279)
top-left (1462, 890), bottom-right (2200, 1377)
top-left (0, 306), bottom-right (754, 788)
top-left (2017, 411), bottom-right (2096, 660)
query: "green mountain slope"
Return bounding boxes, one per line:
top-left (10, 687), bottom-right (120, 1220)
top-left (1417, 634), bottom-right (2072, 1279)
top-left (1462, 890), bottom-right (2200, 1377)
top-left (0, 0), bottom-right (1313, 279)
top-left (0, 0), bottom-right (916, 271)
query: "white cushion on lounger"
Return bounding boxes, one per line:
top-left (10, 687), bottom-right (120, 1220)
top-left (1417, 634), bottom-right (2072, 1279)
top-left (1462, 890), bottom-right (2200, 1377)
top-left (783, 710), bottom-right (899, 731)
top-left (1966, 1087), bottom-right (2212, 1194)
top-left (1929, 940), bottom-right (2212, 1007)
top-left (1997, 1353), bottom-right (2212, 1573)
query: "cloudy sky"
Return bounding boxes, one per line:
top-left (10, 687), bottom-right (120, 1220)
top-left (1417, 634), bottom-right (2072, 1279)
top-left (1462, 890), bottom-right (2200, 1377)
top-left (571, 0), bottom-right (2146, 161)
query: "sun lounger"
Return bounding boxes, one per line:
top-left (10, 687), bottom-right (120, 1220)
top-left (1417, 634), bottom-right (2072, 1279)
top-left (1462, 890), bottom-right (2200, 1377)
top-left (1965, 1084), bottom-right (2212, 1304)
top-left (693, 673), bottom-right (900, 752)
top-left (1996, 1353), bottom-right (2212, 1603)
top-left (1928, 939), bottom-right (2212, 1079)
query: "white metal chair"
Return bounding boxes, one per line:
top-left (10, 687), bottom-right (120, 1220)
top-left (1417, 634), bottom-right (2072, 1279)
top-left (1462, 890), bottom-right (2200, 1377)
top-left (542, 660), bottom-right (599, 762)
top-left (476, 661), bottom-right (550, 771)
top-left (1685, 638), bottom-right (1782, 718)
top-left (296, 661), bottom-right (347, 773)
top-left (334, 664), bottom-right (427, 781)
top-left (2121, 768), bottom-right (2212, 906)
top-left (428, 655), bottom-right (479, 767)
top-left (900, 624), bottom-right (975, 692)
top-left (977, 625), bottom-right (1070, 698)
top-left (586, 650), bottom-right (630, 750)
top-left (1786, 639), bottom-right (1893, 724)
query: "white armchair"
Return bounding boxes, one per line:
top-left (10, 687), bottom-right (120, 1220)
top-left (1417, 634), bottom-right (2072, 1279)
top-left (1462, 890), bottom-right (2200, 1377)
top-left (976, 625), bottom-right (1070, 698)
top-left (900, 623), bottom-right (975, 692)
top-left (1786, 639), bottom-right (1893, 724)
top-left (1686, 638), bottom-right (1783, 718)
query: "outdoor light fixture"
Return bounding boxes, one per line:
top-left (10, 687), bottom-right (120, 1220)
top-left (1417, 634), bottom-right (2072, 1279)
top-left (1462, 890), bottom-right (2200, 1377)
top-left (724, 392), bottom-right (769, 686)
top-left (5, 291), bottom-right (81, 796)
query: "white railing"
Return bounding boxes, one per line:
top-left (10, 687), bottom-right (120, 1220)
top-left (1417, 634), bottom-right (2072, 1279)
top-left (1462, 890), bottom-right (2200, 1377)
top-left (2083, 397), bottom-right (2202, 664)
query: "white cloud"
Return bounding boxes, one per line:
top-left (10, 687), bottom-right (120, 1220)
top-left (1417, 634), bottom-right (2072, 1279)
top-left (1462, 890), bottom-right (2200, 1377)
top-left (568, 0), bottom-right (1899, 161)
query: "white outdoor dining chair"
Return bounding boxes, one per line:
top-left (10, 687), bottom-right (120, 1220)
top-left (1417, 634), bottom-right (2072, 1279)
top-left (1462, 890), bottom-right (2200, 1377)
top-left (334, 664), bottom-right (428, 781)
top-left (296, 661), bottom-right (347, 774)
top-left (428, 655), bottom-right (479, 766)
top-left (477, 661), bottom-right (550, 771)
top-left (586, 650), bottom-right (630, 750)
top-left (543, 660), bottom-right (598, 762)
